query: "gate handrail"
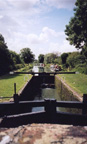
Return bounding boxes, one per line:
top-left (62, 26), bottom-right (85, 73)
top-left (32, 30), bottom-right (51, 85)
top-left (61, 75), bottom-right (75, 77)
top-left (0, 99), bottom-right (85, 109)
top-left (9, 71), bottom-right (76, 75)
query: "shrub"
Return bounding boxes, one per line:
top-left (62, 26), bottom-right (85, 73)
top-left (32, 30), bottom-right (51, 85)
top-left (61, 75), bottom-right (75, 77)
top-left (74, 63), bottom-right (87, 74)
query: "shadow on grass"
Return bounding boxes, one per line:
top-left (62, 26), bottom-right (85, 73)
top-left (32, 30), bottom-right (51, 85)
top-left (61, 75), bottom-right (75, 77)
top-left (0, 74), bottom-right (24, 80)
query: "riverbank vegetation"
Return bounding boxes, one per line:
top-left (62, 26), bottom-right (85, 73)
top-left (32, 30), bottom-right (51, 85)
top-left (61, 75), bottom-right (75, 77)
top-left (0, 34), bottom-right (35, 76)
top-left (58, 73), bottom-right (87, 96)
top-left (0, 74), bottom-right (32, 100)
top-left (64, 0), bottom-right (87, 74)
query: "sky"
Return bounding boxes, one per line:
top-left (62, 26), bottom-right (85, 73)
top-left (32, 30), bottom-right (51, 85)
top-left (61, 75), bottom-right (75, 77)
top-left (0, 0), bottom-right (77, 59)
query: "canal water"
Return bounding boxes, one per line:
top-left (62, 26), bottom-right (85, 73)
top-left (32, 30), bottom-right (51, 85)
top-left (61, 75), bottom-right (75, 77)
top-left (32, 66), bottom-right (81, 114)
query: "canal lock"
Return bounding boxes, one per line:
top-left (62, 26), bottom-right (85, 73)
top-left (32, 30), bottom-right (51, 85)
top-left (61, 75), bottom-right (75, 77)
top-left (19, 72), bottom-right (82, 115)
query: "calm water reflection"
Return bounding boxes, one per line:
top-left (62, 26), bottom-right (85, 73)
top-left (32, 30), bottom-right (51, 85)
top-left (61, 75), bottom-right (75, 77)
top-left (32, 87), bottom-right (81, 114)
top-left (32, 66), bottom-right (81, 114)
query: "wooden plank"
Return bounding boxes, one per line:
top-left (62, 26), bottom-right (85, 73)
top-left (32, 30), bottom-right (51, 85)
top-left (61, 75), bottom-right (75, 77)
top-left (56, 101), bottom-right (83, 108)
top-left (1, 111), bottom-right (87, 127)
top-left (0, 100), bottom-right (45, 107)
top-left (11, 72), bottom-right (76, 75)
top-left (0, 100), bottom-right (84, 108)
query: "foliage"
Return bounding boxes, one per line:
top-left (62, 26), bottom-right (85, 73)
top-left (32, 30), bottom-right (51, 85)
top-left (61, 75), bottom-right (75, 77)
top-left (9, 50), bottom-right (23, 71)
top-left (38, 54), bottom-right (44, 63)
top-left (10, 51), bottom-right (22, 64)
top-left (44, 53), bottom-right (59, 64)
top-left (65, 0), bottom-right (87, 58)
top-left (0, 34), bottom-right (11, 75)
top-left (59, 73), bottom-right (87, 95)
top-left (0, 34), bottom-right (35, 75)
top-left (66, 52), bottom-right (79, 68)
top-left (61, 53), bottom-right (68, 64)
top-left (17, 64), bottom-right (33, 72)
top-left (66, 52), bottom-right (85, 68)
top-left (73, 63), bottom-right (87, 74)
top-left (20, 48), bottom-right (35, 64)
top-left (60, 51), bottom-right (86, 73)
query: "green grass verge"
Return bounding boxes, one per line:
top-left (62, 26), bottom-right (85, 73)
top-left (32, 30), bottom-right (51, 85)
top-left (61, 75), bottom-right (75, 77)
top-left (0, 74), bottom-right (32, 99)
top-left (58, 73), bottom-right (87, 96)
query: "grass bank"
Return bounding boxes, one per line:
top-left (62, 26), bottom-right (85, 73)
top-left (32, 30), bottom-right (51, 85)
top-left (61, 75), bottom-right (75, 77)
top-left (0, 74), bottom-right (32, 100)
top-left (58, 73), bottom-right (87, 96)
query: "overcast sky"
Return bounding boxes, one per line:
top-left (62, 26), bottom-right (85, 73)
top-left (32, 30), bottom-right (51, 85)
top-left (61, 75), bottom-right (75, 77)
top-left (0, 0), bottom-right (77, 59)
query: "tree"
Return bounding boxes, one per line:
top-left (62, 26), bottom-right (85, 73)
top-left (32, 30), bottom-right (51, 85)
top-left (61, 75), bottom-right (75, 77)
top-left (38, 54), bottom-right (44, 63)
top-left (0, 34), bottom-right (10, 75)
top-left (10, 50), bottom-right (22, 65)
top-left (65, 0), bottom-right (87, 55)
top-left (44, 53), bottom-right (59, 64)
top-left (20, 48), bottom-right (35, 64)
top-left (66, 52), bottom-right (83, 68)
top-left (61, 53), bottom-right (68, 64)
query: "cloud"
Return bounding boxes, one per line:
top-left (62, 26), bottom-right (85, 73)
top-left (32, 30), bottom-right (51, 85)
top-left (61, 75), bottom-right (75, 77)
top-left (4, 29), bottom-right (77, 59)
top-left (42, 27), bottom-right (64, 37)
top-left (4, 26), bottom-right (65, 58)
top-left (0, 15), bottom-right (3, 19)
top-left (27, 27), bottom-right (64, 44)
top-left (0, 1), bottom-right (8, 10)
top-left (0, 0), bottom-right (75, 16)
top-left (0, 0), bottom-right (76, 59)
top-left (0, 0), bottom-right (41, 18)
top-left (7, 0), bottom-right (40, 10)
top-left (45, 0), bottom-right (76, 9)
top-left (0, 15), bottom-right (20, 39)
top-left (60, 40), bottom-right (77, 53)
top-left (42, 27), bottom-right (58, 37)
top-left (51, 40), bottom-right (77, 54)
top-left (28, 34), bottom-right (42, 44)
top-left (49, 42), bottom-right (60, 53)
top-left (3, 0), bottom-right (76, 10)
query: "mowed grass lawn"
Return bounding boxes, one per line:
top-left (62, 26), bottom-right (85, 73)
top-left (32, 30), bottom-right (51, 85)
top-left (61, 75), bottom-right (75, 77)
top-left (0, 74), bottom-right (32, 98)
top-left (58, 73), bottom-right (87, 96)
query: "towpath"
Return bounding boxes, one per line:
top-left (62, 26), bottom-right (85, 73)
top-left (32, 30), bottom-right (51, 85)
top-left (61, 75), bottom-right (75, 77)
top-left (0, 124), bottom-right (87, 144)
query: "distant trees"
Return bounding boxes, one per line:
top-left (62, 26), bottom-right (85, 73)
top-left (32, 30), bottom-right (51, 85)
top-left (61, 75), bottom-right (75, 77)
top-left (44, 53), bottom-right (59, 64)
top-left (0, 33), bottom-right (24, 75)
top-left (10, 51), bottom-right (22, 64)
top-left (65, 0), bottom-right (87, 59)
top-left (0, 33), bottom-right (35, 75)
top-left (38, 54), bottom-right (44, 63)
top-left (9, 51), bottom-right (23, 70)
top-left (20, 48), bottom-right (35, 64)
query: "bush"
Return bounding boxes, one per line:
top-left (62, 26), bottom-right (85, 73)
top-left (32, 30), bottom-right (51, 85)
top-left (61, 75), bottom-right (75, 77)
top-left (15, 64), bottom-right (24, 70)
top-left (84, 67), bottom-right (87, 74)
top-left (17, 64), bottom-right (33, 72)
top-left (74, 64), bottom-right (87, 74)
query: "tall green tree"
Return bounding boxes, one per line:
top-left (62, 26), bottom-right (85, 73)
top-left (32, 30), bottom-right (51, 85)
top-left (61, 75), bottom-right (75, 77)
top-left (10, 50), bottom-right (22, 65)
top-left (65, 0), bottom-right (87, 57)
top-left (61, 53), bottom-right (68, 64)
top-left (20, 48), bottom-right (35, 64)
top-left (66, 52), bottom-right (81, 68)
top-left (38, 54), bottom-right (44, 63)
top-left (0, 34), bottom-right (10, 75)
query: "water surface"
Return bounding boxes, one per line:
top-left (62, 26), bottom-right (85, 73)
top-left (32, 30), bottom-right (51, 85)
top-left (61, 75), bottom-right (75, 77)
top-left (32, 66), bottom-right (81, 114)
